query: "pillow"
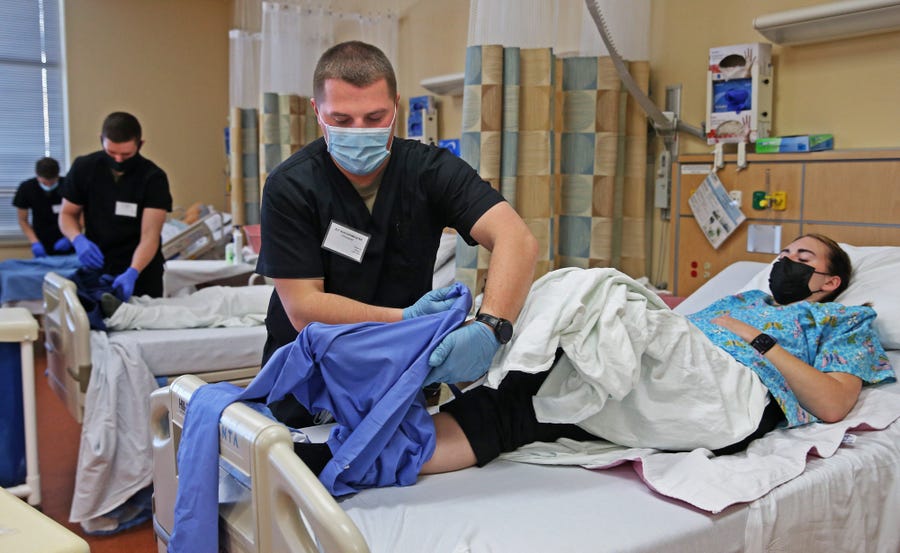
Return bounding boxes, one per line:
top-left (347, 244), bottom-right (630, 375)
top-left (739, 244), bottom-right (900, 350)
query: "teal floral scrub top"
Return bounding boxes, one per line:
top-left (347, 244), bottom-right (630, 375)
top-left (688, 290), bottom-right (895, 427)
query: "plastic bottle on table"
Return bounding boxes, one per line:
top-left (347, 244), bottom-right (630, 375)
top-left (232, 226), bottom-right (244, 264)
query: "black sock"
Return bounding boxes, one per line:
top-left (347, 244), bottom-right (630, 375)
top-left (100, 292), bottom-right (123, 317)
top-left (293, 442), bottom-right (333, 475)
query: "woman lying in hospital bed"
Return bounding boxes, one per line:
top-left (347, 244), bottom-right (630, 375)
top-left (168, 233), bottom-right (896, 552)
top-left (300, 233), bottom-right (895, 476)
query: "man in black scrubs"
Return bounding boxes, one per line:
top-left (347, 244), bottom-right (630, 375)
top-left (59, 112), bottom-right (172, 300)
top-left (13, 157), bottom-right (72, 257)
top-left (256, 41), bottom-right (538, 426)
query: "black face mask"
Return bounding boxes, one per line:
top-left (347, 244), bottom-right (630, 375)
top-left (769, 257), bottom-right (826, 304)
top-left (105, 152), bottom-right (141, 173)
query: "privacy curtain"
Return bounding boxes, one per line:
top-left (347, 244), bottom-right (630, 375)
top-left (227, 0), bottom-right (398, 225)
top-left (454, 0), bottom-right (650, 295)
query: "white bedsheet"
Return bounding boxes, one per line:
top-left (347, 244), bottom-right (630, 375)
top-left (72, 332), bottom-right (158, 525)
top-left (487, 267), bottom-right (769, 450)
top-left (71, 322), bottom-right (267, 526)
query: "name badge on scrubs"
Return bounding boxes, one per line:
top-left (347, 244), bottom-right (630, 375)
top-left (52, 204), bottom-right (61, 214)
top-left (115, 201), bottom-right (138, 217)
top-left (321, 220), bottom-right (370, 263)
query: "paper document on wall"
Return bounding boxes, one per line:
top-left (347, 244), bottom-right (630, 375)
top-left (688, 172), bottom-right (746, 249)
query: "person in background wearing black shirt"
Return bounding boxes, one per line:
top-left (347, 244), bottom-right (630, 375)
top-left (13, 156), bottom-right (72, 258)
top-left (59, 112), bottom-right (172, 301)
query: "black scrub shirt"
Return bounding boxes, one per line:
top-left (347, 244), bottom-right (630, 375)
top-left (12, 177), bottom-right (67, 253)
top-left (62, 150), bottom-right (172, 297)
top-left (256, 137), bottom-right (504, 362)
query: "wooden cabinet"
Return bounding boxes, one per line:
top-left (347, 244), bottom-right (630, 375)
top-left (670, 150), bottom-right (900, 296)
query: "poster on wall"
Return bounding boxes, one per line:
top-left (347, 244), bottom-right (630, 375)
top-left (688, 172), bottom-right (746, 249)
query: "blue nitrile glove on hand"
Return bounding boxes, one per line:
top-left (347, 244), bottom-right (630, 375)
top-left (402, 285), bottom-right (459, 320)
top-left (53, 236), bottom-right (73, 253)
top-left (425, 320), bottom-right (500, 385)
top-left (31, 242), bottom-right (47, 258)
top-left (111, 267), bottom-right (139, 301)
top-left (72, 234), bottom-right (104, 269)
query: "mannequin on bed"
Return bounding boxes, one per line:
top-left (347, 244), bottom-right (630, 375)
top-left (285, 233), bottom-right (894, 479)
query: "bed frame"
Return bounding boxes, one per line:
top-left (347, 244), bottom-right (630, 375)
top-left (151, 253), bottom-right (900, 553)
top-left (151, 375), bottom-right (368, 553)
top-left (162, 210), bottom-right (232, 261)
top-left (41, 272), bottom-right (262, 423)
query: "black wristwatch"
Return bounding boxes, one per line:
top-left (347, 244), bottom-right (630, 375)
top-left (475, 311), bottom-right (514, 344)
top-left (750, 333), bottom-right (778, 355)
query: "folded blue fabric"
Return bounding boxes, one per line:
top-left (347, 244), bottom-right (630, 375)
top-left (168, 282), bottom-right (471, 553)
top-left (0, 254), bottom-right (80, 304)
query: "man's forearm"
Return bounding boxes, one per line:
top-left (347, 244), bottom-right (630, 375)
top-left (278, 283), bottom-right (404, 332)
top-left (478, 231), bottom-right (538, 323)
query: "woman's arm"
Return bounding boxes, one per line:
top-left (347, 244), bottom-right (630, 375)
top-left (712, 315), bottom-right (862, 423)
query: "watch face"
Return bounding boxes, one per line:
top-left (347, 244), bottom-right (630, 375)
top-left (496, 320), bottom-right (513, 344)
top-left (751, 333), bottom-right (777, 354)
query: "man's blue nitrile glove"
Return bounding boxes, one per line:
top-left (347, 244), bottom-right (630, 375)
top-left (425, 321), bottom-right (500, 385)
top-left (31, 242), bottom-right (47, 258)
top-left (111, 267), bottom-right (139, 301)
top-left (53, 236), bottom-right (73, 253)
top-left (401, 285), bottom-right (459, 320)
top-left (72, 234), bottom-right (104, 269)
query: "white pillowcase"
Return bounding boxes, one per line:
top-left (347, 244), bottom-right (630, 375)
top-left (738, 244), bottom-right (900, 350)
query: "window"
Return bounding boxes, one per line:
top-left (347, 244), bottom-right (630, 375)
top-left (0, 0), bottom-right (66, 241)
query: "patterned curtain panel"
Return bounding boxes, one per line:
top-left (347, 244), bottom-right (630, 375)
top-left (455, 44), bottom-right (650, 293)
top-left (227, 93), bottom-right (319, 225)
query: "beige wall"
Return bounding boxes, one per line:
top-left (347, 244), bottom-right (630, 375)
top-left (64, 0), bottom-right (230, 210)
top-left (1, 0), bottom-right (230, 262)
top-left (649, 0), bottom-right (900, 287)
top-left (398, 0), bottom-right (470, 140)
top-left (5, 0), bottom-right (898, 278)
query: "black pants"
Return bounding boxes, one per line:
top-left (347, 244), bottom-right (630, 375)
top-left (441, 360), bottom-right (785, 465)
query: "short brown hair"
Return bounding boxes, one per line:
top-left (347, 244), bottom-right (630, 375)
top-left (313, 41), bottom-right (396, 104)
top-left (35, 157), bottom-right (60, 179)
top-left (101, 112), bottom-right (142, 143)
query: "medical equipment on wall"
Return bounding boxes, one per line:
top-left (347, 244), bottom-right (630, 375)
top-left (584, 0), bottom-right (705, 218)
top-left (407, 95), bottom-right (438, 145)
top-left (706, 43), bottom-right (773, 146)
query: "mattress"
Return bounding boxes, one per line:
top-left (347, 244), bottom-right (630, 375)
top-left (334, 362), bottom-right (900, 553)
top-left (107, 325), bottom-right (267, 377)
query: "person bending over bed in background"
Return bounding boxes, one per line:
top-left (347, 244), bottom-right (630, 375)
top-left (255, 41), bottom-right (538, 427)
top-left (59, 111), bottom-right (172, 302)
top-left (13, 156), bottom-right (72, 258)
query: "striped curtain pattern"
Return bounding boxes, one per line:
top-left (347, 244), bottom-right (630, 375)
top-left (455, 44), bottom-right (649, 294)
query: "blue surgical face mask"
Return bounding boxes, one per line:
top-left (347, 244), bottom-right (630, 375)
top-left (320, 108), bottom-right (396, 176)
top-left (38, 181), bottom-right (58, 192)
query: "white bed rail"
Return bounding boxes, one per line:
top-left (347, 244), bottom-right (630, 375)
top-left (42, 271), bottom-right (91, 423)
top-left (151, 375), bottom-right (369, 553)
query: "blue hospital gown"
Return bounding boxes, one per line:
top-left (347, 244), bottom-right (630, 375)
top-left (688, 290), bottom-right (894, 426)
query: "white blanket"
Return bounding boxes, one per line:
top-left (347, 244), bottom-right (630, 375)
top-left (486, 267), bottom-right (769, 450)
top-left (105, 285), bottom-right (271, 330)
top-left (70, 331), bottom-right (159, 526)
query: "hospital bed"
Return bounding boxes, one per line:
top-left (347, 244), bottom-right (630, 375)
top-left (42, 271), bottom-right (267, 424)
top-left (41, 271), bottom-right (269, 532)
top-left (0, 254), bottom-right (80, 314)
top-left (161, 207), bottom-right (233, 261)
top-left (150, 250), bottom-right (900, 553)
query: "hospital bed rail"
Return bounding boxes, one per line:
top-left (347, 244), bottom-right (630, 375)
top-left (151, 375), bottom-right (369, 553)
top-left (42, 271), bottom-right (92, 422)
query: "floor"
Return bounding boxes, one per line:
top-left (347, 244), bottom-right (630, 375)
top-left (31, 344), bottom-right (158, 553)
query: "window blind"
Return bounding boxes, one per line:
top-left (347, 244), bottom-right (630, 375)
top-left (0, 0), bottom-right (66, 240)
